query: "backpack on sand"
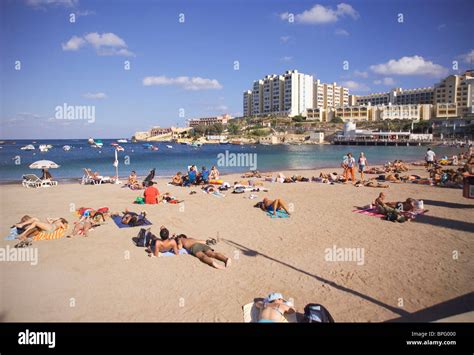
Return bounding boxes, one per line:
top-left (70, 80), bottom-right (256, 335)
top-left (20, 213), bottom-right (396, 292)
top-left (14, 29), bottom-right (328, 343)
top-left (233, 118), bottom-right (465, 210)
top-left (135, 228), bottom-right (154, 247)
top-left (303, 303), bottom-right (335, 323)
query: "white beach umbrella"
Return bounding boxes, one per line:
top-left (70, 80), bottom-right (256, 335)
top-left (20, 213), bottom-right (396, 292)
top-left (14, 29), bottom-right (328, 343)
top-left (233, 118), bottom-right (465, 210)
top-left (113, 148), bottom-right (120, 184)
top-left (29, 160), bottom-right (60, 169)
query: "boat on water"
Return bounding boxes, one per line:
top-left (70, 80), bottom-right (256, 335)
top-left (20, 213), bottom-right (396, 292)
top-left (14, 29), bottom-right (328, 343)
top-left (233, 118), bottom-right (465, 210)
top-left (166, 145), bottom-right (173, 149)
top-left (39, 144), bottom-right (52, 152)
top-left (88, 137), bottom-right (95, 145)
top-left (191, 141), bottom-right (202, 147)
top-left (63, 145), bottom-right (71, 151)
top-left (117, 139), bottom-right (128, 143)
top-left (111, 143), bottom-right (125, 151)
top-left (143, 143), bottom-right (158, 151)
top-left (20, 144), bottom-right (35, 150)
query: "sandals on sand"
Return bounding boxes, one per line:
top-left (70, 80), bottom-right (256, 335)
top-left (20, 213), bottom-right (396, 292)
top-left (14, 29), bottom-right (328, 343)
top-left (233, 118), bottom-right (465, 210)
top-left (14, 238), bottom-right (32, 248)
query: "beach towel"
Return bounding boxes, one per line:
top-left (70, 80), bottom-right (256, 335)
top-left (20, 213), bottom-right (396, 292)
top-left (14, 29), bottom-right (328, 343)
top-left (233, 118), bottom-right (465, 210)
top-left (352, 207), bottom-right (428, 219)
top-left (352, 208), bottom-right (385, 218)
top-left (158, 249), bottom-right (189, 257)
top-left (32, 226), bottom-right (67, 241)
top-left (5, 227), bottom-right (19, 240)
top-left (112, 215), bottom-right (152, 228)
top-left (266, 210), bottom-right (290, 218)
top-left (242, 302), bottom-right (297, 323)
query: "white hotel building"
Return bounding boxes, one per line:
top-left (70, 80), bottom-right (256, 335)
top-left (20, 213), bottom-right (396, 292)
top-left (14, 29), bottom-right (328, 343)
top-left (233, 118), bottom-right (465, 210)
top-left (244, 70), bottom-right (313, 117)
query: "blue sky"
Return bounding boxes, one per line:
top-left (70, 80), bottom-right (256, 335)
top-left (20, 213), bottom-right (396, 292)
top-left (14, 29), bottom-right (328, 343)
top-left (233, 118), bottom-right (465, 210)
top-left (1, 0), bottom-right (473, 139)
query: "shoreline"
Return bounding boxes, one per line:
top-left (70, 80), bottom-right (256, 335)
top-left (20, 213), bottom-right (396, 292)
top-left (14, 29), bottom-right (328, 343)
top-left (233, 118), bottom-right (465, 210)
top-left (0, 160), bottom-right (428, 185)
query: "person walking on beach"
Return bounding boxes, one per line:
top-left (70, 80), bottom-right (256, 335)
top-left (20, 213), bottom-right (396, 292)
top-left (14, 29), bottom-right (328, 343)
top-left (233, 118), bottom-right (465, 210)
top-left (425, 148), bottom-right (436, 168)
top-left (344, 153), bottom-right (356, 184)
top-left (358, 152), bottom-right (368, 182)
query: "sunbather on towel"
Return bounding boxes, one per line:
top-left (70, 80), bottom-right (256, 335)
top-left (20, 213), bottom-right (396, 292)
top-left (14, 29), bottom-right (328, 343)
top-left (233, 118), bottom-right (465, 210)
top-left (374, 193), bottom-right (410, 222)
top-left (15, 217), bottom-right (68, 241)
top-left (255, 293), bottom-right (295, 323)
top-left (146, 226), bottom-right (180, 256)
top-left (176, 234), bottom-right (231, 269)
top-left (385, 198), bottom-right (417, 212)
top-left (112, 210), bottom-right (148, 227)
top-left (255, 197), bottom-right (291, 216)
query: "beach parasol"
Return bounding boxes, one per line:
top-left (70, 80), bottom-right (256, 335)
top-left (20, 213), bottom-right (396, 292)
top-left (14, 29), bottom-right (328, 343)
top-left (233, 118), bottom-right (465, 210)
top-left (29, 160), bottom-right (60, 169)
top-left (113, 147), bottom-right (121, 184)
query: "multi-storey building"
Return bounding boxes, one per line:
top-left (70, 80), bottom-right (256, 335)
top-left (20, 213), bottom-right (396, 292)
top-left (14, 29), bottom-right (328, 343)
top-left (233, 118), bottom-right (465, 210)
top-left (335, 105), bottom-right (374, 122)
top-left (243, 90), bottom-right (252, 117)
top-left (355, 87), bottom-right (433, 106)
top-left (312, 80), bottom-right (349, 109)
top-left (188, 114), bottom-right (231, 127)
top-left (376, 104), bottom-right (432, 121)
top-left (434, 70), bottom-right (473, 116)
top-left (243, 70), bottom-right (313, 117)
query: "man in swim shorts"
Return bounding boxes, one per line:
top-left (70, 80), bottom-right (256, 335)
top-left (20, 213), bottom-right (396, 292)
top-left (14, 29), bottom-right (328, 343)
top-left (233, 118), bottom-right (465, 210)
top-left (176, 234), bottom-right (231, 269)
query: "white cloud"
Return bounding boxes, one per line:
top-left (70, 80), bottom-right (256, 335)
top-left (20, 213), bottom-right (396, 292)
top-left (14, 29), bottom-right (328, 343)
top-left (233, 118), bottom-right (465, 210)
top-left (280, 3), bottom-right (359, 25)
top-left (370, 55), bottom-right (448, 77)
top-left (62, 32), bottom-right (135, 57)
top-left (83, 92), bottom-right (107, 99)
top-left (61, 35), bottom-right (86, 51)
top-left (373, 77), bottom-right (396, 86)
top-left (208, 105), bottom-right (229, 112)
top-left (75, 9), bottom-right (95, 16)
top-left (437, 24), bottom-right (446, 31)
top-left (281, 56), bottom-right (293, 62)
top-left (26, 0), bottom-right (78, 8)
top-left (142, 76), bottom-right (223, 91)
top-left (354, 70), bottom-right (368, 78)
top-left (280, 36), bottom-right (291, 43)
top-left (459, 49), bottom-right (474, 64)
top-left (341, 80), bottom-right (370, 92)
top-left (335, 28), bottom-right (349, 36)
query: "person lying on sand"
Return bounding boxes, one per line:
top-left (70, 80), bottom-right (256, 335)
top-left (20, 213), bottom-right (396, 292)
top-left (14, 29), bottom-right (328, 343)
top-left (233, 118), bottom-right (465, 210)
top-left (175, 234), bottom-right (231, 269)
top-left (355, 180), bottom-right (389, 188)
top-left (385, 198), bottom-right (417, 212)
top-left (255, 197), bottom-right (291, 216)
top-left (146, 226), bottom-right (180, 256)
top-left (15, 217), bottom-right (68, 241)
top-left (160, 192), bottom-right (183, 204)
top-left (255, 293), bottom-right (295, 323)
top-left (112, 210), bottom-right (148, 227)
top-left (68, 219), bottom-right (93, 238)
top-left (374, 193), bottom-right (411, 222)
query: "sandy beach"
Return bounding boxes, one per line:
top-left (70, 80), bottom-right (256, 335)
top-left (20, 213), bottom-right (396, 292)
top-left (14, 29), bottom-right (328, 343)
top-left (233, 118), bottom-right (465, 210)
top-left (1, 165), bottom-right (473, 322)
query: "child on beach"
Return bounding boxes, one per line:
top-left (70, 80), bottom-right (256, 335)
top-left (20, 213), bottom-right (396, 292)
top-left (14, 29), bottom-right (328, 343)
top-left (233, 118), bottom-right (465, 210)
top-left (358, 153), bottom-right (368, 182)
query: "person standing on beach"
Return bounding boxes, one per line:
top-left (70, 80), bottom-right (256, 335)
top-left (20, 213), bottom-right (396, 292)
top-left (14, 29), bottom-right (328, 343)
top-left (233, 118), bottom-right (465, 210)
top-left (425, 148), bottom-right (436, 168)
top-left (344, 153), bottom-right (356, 184)
top-left (358, 152), bottom-right (368, 182)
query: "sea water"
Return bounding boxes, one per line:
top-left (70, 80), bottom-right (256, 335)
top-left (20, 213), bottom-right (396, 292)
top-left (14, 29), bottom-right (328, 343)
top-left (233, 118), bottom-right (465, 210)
top-left (0, 139), bottom-right (464, 183)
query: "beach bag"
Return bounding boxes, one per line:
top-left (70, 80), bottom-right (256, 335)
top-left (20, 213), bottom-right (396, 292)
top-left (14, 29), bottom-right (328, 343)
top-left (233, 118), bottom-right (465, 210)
top-left (135, 228), bottom-right (154, 247)
top-left (134, 197), bottom-right (145, 204)
top-left (303, 304), bottom-right (335, 323)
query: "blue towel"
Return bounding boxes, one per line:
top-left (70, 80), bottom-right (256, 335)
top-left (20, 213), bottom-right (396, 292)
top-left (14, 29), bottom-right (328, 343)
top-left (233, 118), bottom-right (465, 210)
top-left (159, 249), bottom-right (189, 257)
top-left (5, 227), bottom-right (18, 240)
top-left (266, 210), bottom-right (290, 218)
top-left (112, 215), bottom-right (152, 228)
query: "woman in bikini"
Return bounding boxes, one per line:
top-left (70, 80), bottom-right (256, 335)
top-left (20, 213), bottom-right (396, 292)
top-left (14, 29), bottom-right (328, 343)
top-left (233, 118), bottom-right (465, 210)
top-left (15, 217), bottom-right (68, 241)
top-left (256, 293), bottom-right (295, 323)
top-left (255, 197), bottom-right (291, 216)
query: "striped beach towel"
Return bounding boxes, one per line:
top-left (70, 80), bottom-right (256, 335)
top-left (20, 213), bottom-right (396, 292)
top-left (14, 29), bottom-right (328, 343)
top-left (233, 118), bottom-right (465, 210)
top-left (32, 226), bottom-right (67, 241)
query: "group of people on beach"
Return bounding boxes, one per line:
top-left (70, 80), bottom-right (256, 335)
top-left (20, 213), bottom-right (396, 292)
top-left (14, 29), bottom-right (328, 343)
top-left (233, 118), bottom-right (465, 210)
top-left (170, 165), bottom-right (220, 187)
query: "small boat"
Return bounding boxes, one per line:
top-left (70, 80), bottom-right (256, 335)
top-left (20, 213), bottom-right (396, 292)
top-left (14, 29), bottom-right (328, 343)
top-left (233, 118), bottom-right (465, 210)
top-left (63, 145), bottom-right (71, 151)
top-left (87, 137), bottom-right (95, 145)
top-left (117, 139), bottom-right (128, 143)
top-left (191, 141), bottom-right (202, 148)
top-left (166, 145), bottom-right (173, 149)
top-left (21, 144), bottom-right (35, 150)
top-left (115, 145), bottom-right (125, 152)
top-left (39, 144), bottom-right (53, 152)
top-left (150, 145), bottom-right (159, 151)
top-left (91, 139), bottom-right (103, 148)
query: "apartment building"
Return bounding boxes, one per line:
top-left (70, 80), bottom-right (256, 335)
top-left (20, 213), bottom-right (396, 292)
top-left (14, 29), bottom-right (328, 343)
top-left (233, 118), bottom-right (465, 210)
top-left (434, 103), bottom-right (458, 119)
top-left (355, 87), bottom-right (433, 106)
top-left (434, 70), bottom-right (473, 116)
top-left (376, 104), bottom-right (432, 121)
top-left (243, 90), bottom-right (252, 117)
top-left (313, 80), bottom-right (349, 108)
top-left (243, 70), bottom-right (313, 117)
top-left (335, 105), bottom-right (374, 122)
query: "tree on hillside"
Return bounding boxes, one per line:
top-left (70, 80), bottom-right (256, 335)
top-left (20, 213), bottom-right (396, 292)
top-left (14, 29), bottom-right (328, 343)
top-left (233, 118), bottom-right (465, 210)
top-left (227, 122), bottom-right (241, 135)
top-left (331, 116), bottom-right (343, 123)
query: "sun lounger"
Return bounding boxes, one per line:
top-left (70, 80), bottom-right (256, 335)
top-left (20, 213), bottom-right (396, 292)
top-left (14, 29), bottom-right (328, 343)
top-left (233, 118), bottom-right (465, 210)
top-left (22, 174), bottom-right (58, 188)
top-left (82, 168), bottom-right (113, 185)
